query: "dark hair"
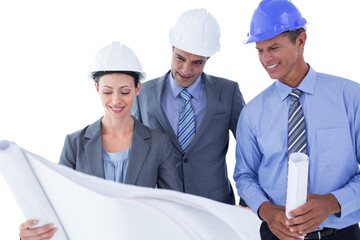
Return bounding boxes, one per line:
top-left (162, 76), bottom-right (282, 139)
top-left (281, 27), bottom-right (306, 44)
top-left (93, 71), bottom-right (140, 87)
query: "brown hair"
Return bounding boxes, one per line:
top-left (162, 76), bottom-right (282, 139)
top-left (281, 27), bottom-right (306, 44)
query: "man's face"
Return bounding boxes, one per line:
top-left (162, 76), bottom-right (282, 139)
top-left (171, 47), bottom-right (208, 88)
top-left (256, 32), bottom-right (306, 86)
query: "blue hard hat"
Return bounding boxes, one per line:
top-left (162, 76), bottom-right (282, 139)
top-left (244, 0), bottom-right (307, 44)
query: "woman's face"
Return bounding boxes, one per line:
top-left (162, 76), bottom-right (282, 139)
top-left (95, 73), bottom-right (141, 120)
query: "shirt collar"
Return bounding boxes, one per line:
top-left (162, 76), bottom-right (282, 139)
top-left (168, 71), bottom-right (202, 100)
top-left (276, 64), bottom-right (317, 101)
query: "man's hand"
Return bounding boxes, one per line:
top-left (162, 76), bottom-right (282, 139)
top-left (259, 201), bottom-right (304, 239)
top-left (19, 220), bottom-right (57, 240)
top-left (286, 193), bottom-right (341, 235)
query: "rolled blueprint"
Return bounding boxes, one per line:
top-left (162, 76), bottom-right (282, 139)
top-left (0, 140), bottom-right (262, 240)
top-left (285, 152), bottom-right (309, 219)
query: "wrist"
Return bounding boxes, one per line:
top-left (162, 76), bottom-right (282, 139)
top-left (258, 201), bottom-right (272, 221)
top-left (327, 194), bottom-right (341, 214)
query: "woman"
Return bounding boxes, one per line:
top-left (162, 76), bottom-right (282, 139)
top-left (19, 42), bottom-right (182, 240)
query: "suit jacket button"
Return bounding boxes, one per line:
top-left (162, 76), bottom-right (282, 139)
top-left (183, 158), bottom-right (189, 163)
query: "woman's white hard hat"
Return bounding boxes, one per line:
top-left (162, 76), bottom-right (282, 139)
top-left (89, 42), bottom-right (146, 81)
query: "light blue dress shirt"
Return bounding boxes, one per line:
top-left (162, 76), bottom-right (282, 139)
top-left (234, 66), bottom-right (360, 230)
top-left (103, 146), bottom-right (131, 183)
top-left (161, 71), bottom-right (207, 134)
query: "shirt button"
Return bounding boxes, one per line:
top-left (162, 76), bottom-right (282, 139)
top-left (183, 158), bottom-right (189, 163)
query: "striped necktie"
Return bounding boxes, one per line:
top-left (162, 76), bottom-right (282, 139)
top-left (288, 89), bottom-right (307, 155)
top-left (178, 89), bottom-right (195, 152)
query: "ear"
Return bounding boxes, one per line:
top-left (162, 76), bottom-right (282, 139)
top-left (297, 32), bottom-right (307, 48)
top-left (135, 82), bottom-right (141, 96)
top-left (94, 82), bottom-right (100, 93)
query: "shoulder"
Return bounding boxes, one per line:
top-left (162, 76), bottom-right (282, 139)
top-left (65, 118), bottom-right (102, 143)
top-left (203, 73), bottom-right (239, 87)
top-left (243, 82), bottom-right (277, 114)
top-left (134, 118), bottom-right (170, 142)
top-left (315, 73), bottom-right (360, 111)
top-left (316, 72), bottom-right (360, 89)
top-left (141, 71), bottom-right (170, 89)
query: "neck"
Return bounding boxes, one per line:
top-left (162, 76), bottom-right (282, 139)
top-left (101, 114), bottom-right (134, 136)
top-left (281, 61), bottom-right (309, 88)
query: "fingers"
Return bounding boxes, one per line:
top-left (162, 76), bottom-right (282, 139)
top-left (288, 202), bottom-right (312, 218)
top-left (19, 220), bottom-right (57, 240)
top-left (20, 220), bottom-right (39, 230)
top-left (287, 212), bottom-right (321, 235)
top-left (269, 215), bottom-right (305, 238)
top-left (235, 204), bottom-right (250, 209)
top-left (269, 222), bottom-right (304, 239)
top-left (28, 227), bottom-right (57, 240)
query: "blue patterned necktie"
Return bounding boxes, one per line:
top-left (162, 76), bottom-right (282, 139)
top-left (288, 89), bottom-right (307, 155)
top-left (178, 89), bottom-right (195, 152)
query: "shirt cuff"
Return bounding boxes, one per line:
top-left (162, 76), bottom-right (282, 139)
top-left (331, 186), bottom-right (356, 218)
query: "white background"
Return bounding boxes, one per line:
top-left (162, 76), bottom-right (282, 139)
top-left (0, 0), bottom-right (359, 238)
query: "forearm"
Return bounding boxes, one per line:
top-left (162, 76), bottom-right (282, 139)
top-left (330, 177), bottom-right (360, 218)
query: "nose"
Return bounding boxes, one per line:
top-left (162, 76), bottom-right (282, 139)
top-left (182, 61), bottom-right (192, 75)
top-left (261, 50), bottom-right (273, 62)
top-left (112, 93), bottom-right (122, 104)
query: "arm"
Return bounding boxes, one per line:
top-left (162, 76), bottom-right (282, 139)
top-left (233, 107), bottom-right (268, 213)
top-left (234, 109), bottom-right (303, 239)
top-left (59, 134), bottom-right (76, 169)
top-left (230, 82), bottom-right (245, 139)
top-left (328, 81), bottom-right (360, 219)
top-left (156, 135), bottom-right (183, 192)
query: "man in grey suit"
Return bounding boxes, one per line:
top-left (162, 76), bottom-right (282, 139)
top-left (132, 9), bottom-right (245, 204)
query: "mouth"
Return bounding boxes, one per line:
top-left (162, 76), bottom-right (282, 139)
top-left (266, 63), bottom-right (279, 70)
top-left (178, 72), bottom-right (193, 80)
top-left (109, 106), bottom-right (124, 113)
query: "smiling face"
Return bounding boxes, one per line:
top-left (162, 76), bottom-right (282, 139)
top-left (171, 47), bottom-right (208, 88)
top-left (256, 31), bottom-right (308, 87)
top-left (95, 73), bottom-right (140, 120)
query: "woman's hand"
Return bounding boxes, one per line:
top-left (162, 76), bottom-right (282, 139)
top-left (19, 220), bottom-right (57, 240)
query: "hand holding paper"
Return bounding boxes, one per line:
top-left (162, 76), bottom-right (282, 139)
top-left (284, 153), bottom-right (342, 236)
top-left (286, 193), bottom-right (341, 235)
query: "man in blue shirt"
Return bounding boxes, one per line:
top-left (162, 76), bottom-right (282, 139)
top-left (234, 0), bottom-right (360, 239)
top-left (133, 9), bottom-right (245, 204)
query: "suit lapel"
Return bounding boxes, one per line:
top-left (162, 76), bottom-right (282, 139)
top-left (84, 118), bottom-right (105, 179)
top-left (151, 72), bottom-right (183, 153)
top-left (186, 73), bottom-right (220, 153)
top-left (125, 118), bottom-right (150, 185)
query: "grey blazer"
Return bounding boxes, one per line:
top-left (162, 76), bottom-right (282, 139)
top-left (59, 117), bottom-right (182, 191)
top-left (132, 72), bottom-right (245, 204)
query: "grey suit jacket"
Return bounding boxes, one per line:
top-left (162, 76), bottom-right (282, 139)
top-left (59, 117), bottom-right (182, 191)
top-left (132, 71), bottom-right (245, 204)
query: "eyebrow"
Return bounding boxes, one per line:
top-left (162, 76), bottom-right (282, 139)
top-left (175, 53), bottom-right (206, 63)
top-left (194, 59), bottom-right (206, 64)
top-left (103, 85), bottom-right (131, 89)
top-left (256, 42), bottom-right (281, 50)
top-left (175, 53), bottom-right (184, 59)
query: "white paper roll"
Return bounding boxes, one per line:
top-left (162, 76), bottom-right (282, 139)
top-left (285, 152), bottom-right (309, 219)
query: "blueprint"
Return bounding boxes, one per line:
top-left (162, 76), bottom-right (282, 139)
top-left (0, 140), bottom-right (261, 240)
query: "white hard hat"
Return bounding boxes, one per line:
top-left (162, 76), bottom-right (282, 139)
top-left (89, 42), bottom-right (146, 81)
top-left (169, 8), bottom-right (221, 57)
